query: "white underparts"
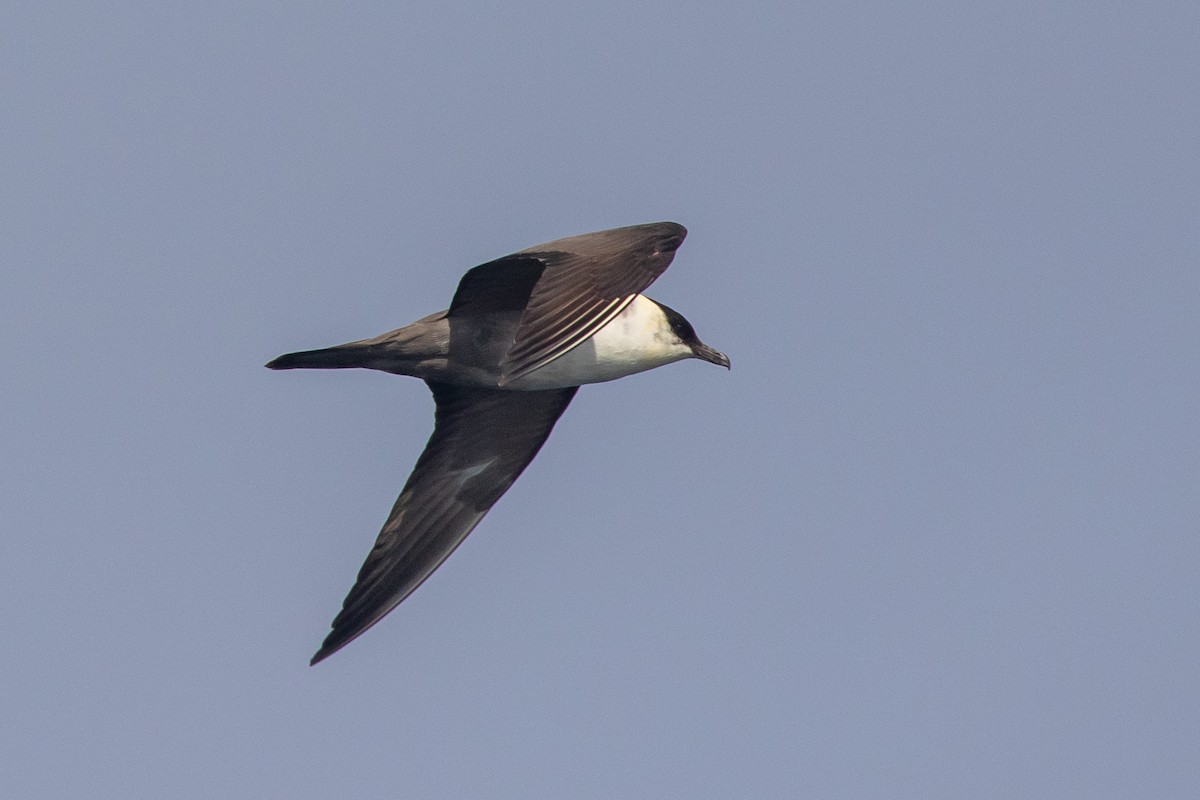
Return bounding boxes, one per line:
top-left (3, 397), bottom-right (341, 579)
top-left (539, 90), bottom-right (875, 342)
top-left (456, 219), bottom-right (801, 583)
top-left (510, 295), bottom-right (692, 390)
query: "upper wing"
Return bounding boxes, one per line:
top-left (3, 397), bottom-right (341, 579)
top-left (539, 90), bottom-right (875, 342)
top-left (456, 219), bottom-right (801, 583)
top-left (448, 221), bottom-right (687, 385)
top-left (311, 382), bottom-right (578, 664)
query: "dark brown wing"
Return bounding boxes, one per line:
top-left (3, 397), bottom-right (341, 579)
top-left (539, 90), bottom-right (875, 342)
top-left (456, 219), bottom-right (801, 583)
top-left (447, 222), bottom-right (687, 385)
top-left (311, 383), bottom-right (578, 664)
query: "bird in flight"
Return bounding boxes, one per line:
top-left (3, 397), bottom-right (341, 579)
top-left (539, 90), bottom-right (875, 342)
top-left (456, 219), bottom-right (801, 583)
top-left (267, 222), bottom-right (729, 664)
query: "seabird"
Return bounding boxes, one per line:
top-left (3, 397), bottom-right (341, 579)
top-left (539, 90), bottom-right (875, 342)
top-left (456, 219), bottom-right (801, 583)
top-left (267, 221), bottom-right (729, 664)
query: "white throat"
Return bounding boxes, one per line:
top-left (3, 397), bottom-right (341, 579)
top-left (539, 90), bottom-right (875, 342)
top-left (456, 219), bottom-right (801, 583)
top-left (511, 295), bottom-right (692, 389)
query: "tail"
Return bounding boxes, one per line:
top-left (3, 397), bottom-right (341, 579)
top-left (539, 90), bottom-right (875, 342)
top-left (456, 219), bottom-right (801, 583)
top-left (265, 344), bottom-right (378, 370)
top-left (267, 314), bottom-right (447, 373)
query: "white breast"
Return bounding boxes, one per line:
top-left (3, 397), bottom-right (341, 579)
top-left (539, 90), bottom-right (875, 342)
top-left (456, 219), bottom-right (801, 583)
top-left (510, 294), bottom-right (692, 389)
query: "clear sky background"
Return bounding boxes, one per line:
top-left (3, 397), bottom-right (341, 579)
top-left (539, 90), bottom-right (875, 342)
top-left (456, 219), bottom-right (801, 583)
top-left (3, 2), bottom-right (1197, 797)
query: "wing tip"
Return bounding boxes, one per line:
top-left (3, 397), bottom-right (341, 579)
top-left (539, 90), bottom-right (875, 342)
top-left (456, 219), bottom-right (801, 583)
top-left (309, 630), bottom-right (352, 666)
top-left (309, 649), bottom-right (339, 666)
top-left (654, 220), bottom-right (687, 247)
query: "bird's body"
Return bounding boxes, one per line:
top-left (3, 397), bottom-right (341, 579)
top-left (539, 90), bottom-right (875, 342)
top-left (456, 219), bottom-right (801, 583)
top-left (269, 294), bottom-right (698, 390)
top-left (513, 294), bottom-right (698, 389)
top-left (267, 221), bottom-right (728, 663)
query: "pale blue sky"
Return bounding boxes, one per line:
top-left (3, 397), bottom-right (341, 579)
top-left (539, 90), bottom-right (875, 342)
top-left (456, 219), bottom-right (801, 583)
top-left (3, 2), bottom-right (1198, 797)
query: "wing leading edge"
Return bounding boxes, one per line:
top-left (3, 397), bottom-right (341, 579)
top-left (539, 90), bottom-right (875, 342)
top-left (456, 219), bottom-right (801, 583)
top-left (311, 383), bottom-right (578, 664)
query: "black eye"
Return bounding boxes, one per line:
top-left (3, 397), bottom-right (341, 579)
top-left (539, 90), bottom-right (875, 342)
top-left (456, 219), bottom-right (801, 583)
top-left (658, 302), bottom-right (696, 343)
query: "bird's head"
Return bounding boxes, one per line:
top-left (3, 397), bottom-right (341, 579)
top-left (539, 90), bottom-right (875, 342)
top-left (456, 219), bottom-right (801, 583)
top-left (656, 301), bottom-right (730, 369)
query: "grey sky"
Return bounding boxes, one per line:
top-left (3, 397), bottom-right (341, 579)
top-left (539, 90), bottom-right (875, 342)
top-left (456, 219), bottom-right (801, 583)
top-left (3, 2), bottom-right (1198, 797)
